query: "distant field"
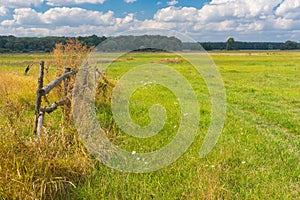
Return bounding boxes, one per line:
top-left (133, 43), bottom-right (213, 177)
top-left (0, 51), bottom-right (299, 199)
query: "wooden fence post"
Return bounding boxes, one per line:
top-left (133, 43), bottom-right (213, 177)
top-left (34, 61), bottom-right (44, 136)
top-left (36, 113), bottom-right (44, 136)
top-left (64, 67), bottom-right (71, 98)
top-left (63, 67), bottom-right (71, 122)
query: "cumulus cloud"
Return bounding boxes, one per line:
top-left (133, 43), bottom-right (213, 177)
top-left (0, 0), bottom-right (299, 41)
top-left (0, 0), bottom-right (106, 7)
top-left (275, 0), bottom-right (300, 19)
top-left (124, 0), bottom-right (137, 3)
top-left (2, 7), bottom-right (116, 27)
top-left (153, 0), bottom-right (300, 39)
top-left (156, 0), bottom-right (284, 23)
top-left (43, 7), bottom-right (114, 26)
top-left (46, 0), bottom-right (105, 6)
top-left (0, 0), bottom-right (44, 8)
top-left (154, 6), bottom-right (199, 22)
top-left (0, 6), bottom-right (9, 16)
top-left (0, 7), bottom-right (138, 37)
top-left (167, 0), bottom-right (178, 6)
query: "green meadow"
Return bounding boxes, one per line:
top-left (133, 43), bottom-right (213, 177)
top-left (0, 51), bottom-right (299, 199)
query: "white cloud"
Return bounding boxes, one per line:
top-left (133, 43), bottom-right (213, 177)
top-left (138, 19), bottom-right (176, 30)
top-left (273, 17), bottom-right (295, 29)
top-left (167, 0), bottom-right (178, 6)
top-left (46, 0), bottom-right (105, 6)
top-left (14, 8), bottom-right (44, 25)
top-left (154, 6), bottom-right (199, 22)
top-left (0, 6), bottom-right (9, 16)
top-left (156, 1), bottom-right (284, 23)
top-left (0, 0), bottom-right (44, 8)
top-left (275, 0), bottom-right (300, 19)
top-left (119, 13), bottom-right (134, 23)
top-left (0, 7), bottom-right (138, 37)
top-left (0, 0), bottom-right (107, 7)
top-left (153, 0), bottom-right (300, 40)
top-left (124, 0), bottom-right (137, 3)
top-left (0, 0), bottom-right (299, 41)
top-left (198, 0), bottom-right (283, 22)
top-left (2, 7), bottom-right (116, 27)
top-left (43, 7), bottom-right (114, 26)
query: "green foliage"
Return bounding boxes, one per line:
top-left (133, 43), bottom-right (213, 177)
top-left (0, 35), bottom-right (106, 53)
top-left (97, 35), bottom-right (183, 52)
top-left (1, 35), bottom-right (299, 52)
top-left (280, 40), bottom-right (299, 50)
top-left (226, 37), bottom-right (236, 50)
top-left (184, 41), bottom-right (285, 51)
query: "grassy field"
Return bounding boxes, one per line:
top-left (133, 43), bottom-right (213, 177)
top-left (0, 51), bottom-right (299, 199)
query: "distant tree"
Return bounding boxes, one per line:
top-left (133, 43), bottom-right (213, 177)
top-left (201, 42), bottom-right (212, 51)
top-left (268, 44), bottom-right (274, 50)
top-left (280, 40), bottom-right (298, 50)
top-left (226, 37), bottom-right (237, 50)
top-left (101, 40), bottom-right (118, 51)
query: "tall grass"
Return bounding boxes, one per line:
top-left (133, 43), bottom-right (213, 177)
top-left (0, 44), bottom-right (94, 199)
top-left (0, 125), bottom-right (92, 199)
top-left (53, 38), bottom-right (93, 122)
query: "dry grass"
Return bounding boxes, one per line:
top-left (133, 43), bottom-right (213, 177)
top-left (0, 125), bottom-right (92, 199)
top-left (53, 38), bottom-right (93, 122)
top-left (0, 40), bottom-right (117, 199)
top-left (151, 57), bottom-right (182, 64)
top-left (0, 84), bottom-right (93, 199)
top-left (0, 41), bottom-right (95, 199)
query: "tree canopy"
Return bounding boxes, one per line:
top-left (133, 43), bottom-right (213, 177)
top-left (226, 37), bottom-right (236, 50)
top-left (0, 35), bottom-right (299, 53)
top-left (280, 41), bottom-right (300, 50)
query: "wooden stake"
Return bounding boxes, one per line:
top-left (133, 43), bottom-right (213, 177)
top-left (64, 67), bottom-right (71, 98)
top-left (36, 112), bottom-right (44, 136)
top-left (34, 61), bottom-right (44, 136)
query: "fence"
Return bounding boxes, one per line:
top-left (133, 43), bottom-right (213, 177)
top-left (33, 61), bottom-right (78, 136)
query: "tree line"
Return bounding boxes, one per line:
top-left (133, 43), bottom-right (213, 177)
top-left (0, 35), bottom-right (299, 53)
top-left (0, 35), bottom-right (106, 53)
top-left (192, 38), bottom-right (300, 51)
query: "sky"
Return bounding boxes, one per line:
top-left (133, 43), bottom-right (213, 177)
top-left (0, 0), bottom-right (299, 42)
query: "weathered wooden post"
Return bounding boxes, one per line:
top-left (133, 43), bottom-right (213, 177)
top-left (36, 112), bottom-right (44, 136)
top-left (63, 67), bottom-right (71, 122)
top-left (34, 61), bottom-right (44, 136)
top-left (64, 67), bottom-right (71, 98)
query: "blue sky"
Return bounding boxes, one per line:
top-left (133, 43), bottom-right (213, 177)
top-left (0, 0), bottom-right (299, 42)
